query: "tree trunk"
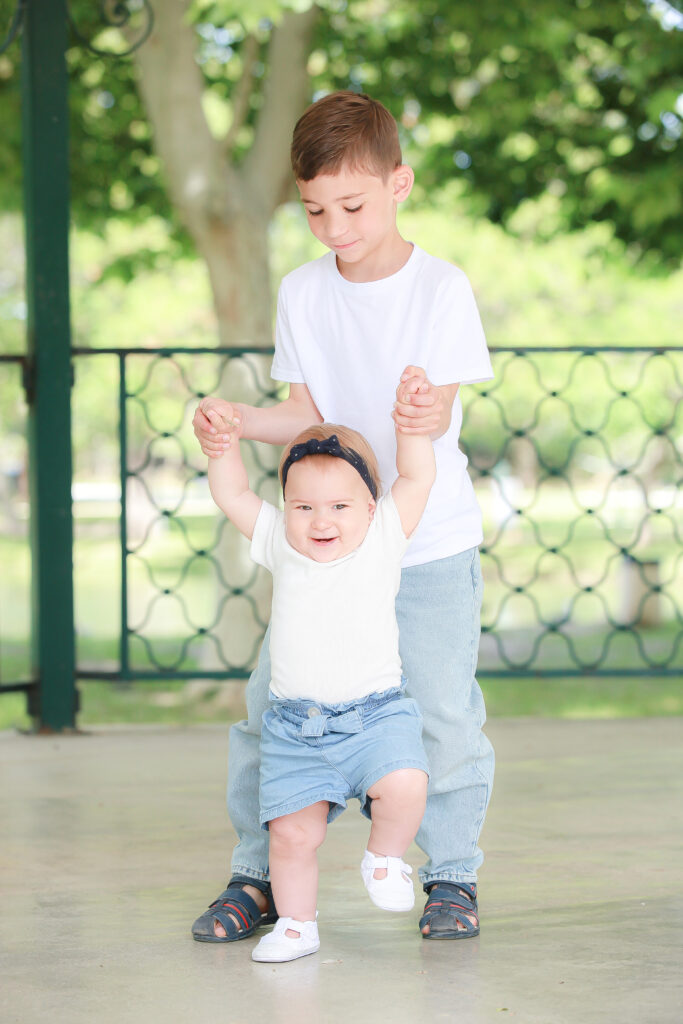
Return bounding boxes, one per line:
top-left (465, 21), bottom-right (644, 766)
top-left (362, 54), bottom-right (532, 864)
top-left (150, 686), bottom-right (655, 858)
top-left (132, 0), bottom-right (318, 347)
top-left (194, 208), bottom-right (272, 348)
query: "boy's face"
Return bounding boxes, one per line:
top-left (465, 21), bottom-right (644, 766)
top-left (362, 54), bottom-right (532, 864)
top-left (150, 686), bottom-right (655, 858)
top-left (297, 164), bottom-right (413, 280)
top-left (283, 457), bottom-right (376, 563)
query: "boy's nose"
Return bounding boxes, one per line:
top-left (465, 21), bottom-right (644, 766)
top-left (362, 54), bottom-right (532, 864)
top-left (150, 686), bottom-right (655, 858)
top-left (325, 213), bottom-right (348, 240)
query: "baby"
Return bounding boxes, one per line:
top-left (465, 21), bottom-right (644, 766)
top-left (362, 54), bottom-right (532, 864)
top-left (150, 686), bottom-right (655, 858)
top-left (206, 369), bottom-right (436, 962)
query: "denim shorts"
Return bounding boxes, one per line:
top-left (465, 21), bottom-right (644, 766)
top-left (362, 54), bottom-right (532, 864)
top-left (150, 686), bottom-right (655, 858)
top-left (259, 687), bottom-right (429, 828)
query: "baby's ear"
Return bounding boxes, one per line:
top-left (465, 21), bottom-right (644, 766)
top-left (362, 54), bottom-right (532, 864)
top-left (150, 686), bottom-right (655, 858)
top-left (368, 497), bottom-right (377, 521)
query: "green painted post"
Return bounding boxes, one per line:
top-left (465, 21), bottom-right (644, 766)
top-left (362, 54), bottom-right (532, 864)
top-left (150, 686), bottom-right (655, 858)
top-left (22, 0), bottom-right (76, 729)
top-left (118, 353), bottom-right (130, 681)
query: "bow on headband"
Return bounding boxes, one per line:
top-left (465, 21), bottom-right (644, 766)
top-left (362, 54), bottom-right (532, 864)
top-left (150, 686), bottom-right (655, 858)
top-left (281, 434), bottom-right (378, 500)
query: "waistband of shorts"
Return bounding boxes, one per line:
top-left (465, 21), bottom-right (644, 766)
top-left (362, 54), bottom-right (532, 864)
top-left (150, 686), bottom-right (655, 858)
top-left (268, 684), bottom-right (405, 719)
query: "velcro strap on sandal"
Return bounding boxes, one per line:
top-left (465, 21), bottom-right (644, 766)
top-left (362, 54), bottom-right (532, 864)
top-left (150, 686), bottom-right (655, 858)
top-left (425, 883), bottom-right (478, 913)
top-left (210, 887), bottom-right (261, 923)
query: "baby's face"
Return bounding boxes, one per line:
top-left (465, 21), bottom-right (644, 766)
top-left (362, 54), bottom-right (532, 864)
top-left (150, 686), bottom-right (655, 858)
top-left (283, 457), bottom-right (376, 563)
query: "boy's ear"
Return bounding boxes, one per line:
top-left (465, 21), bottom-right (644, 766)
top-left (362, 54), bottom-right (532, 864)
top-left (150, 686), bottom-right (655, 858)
top-left (392, 165), bottom-right (414, 204)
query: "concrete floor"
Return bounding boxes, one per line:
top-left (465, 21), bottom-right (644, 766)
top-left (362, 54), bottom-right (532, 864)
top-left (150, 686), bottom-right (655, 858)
top-left (1, 718), bottom-right (682, 1024)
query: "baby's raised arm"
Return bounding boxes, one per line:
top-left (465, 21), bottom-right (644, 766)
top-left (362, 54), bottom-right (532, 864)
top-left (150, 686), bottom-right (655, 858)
top-left (392, 364), bottom-right (459, 440)
top-left (391, 367), bottom-right (437, 538)
top-left (207, 431), bottom-right (263, 541)
top-left (194, 384), bottom-right (323, 458)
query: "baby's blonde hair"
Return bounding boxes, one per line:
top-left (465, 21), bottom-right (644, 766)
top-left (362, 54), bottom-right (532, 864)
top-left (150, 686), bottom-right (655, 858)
top-left (279, 423), bottom-right (382, 498)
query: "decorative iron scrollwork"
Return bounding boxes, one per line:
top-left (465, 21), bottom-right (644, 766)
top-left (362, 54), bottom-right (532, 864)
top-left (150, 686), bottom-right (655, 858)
top-left (0, 1), bottom-right (154, 57)
top-left (68, 345), bottom-right (681, 681)
top-left (0, 0), bottom-right (26, 55)
top-left (68, 0), bottom-right (154, 57)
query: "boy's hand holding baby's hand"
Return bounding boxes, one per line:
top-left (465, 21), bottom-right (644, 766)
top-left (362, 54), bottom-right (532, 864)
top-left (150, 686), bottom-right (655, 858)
top-left (193, 397), bottom-right (242, 458)
top-left (393, 365), bottom-right (443, 435)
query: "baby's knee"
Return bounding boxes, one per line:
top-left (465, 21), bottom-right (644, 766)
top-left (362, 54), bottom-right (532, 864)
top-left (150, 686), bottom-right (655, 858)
top-left (268, 806), bottom-right (327, 853)
top-left (371, 768), bottom-right (428, 804)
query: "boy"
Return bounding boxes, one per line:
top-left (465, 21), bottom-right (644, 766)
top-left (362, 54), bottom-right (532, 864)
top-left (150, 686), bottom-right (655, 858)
top-left (192, 91), bottom-right (494, 943)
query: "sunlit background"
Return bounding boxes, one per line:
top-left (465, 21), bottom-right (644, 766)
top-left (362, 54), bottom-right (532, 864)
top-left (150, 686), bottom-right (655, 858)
top-left (0, 0), bottom-right (681, 726)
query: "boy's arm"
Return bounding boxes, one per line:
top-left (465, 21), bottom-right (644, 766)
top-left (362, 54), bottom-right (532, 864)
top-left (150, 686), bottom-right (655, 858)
top-left (392, 365), bottom-right (459, 439)
top-left (194, 383), bottom-right (323, 458)
top-left (207, 438), bottom-right (263, 541)
top-left (390, 378), bottom-right (437, 537)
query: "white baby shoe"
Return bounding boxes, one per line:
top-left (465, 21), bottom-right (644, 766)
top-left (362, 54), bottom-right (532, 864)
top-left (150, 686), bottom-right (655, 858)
top-left (251, 915), bottom-right (320, 963)
top-left (360, 849), bottom-right (415, 912)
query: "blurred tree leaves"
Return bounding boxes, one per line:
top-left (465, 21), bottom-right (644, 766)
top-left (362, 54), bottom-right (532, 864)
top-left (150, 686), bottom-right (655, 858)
top-left (0, 0), bottom-right (680, 260)
top-left (318, 0), bottom-right (682, 261)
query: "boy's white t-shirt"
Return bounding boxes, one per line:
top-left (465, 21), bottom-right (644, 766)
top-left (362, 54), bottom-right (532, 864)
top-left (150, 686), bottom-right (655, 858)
top-left (251, 492), bottom-right (409, 704)
top-left (272, 244), bottom-right (493, 567)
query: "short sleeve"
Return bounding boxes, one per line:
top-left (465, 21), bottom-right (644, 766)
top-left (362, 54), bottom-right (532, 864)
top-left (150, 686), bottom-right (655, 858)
top-left (426, 271), bottom-right (493, 387)
top-left (250, 500), bottom-right (283, 573)
top-left (271, 280), bottom-right (306, 385)
top-left (374, 492), bottom-right (411, 559)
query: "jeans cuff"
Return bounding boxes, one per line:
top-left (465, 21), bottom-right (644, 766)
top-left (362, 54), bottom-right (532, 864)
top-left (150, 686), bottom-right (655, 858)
top-left (229, 868), bottom-right (270, 891)
top-left (421, 874), bottom-right (478, 893)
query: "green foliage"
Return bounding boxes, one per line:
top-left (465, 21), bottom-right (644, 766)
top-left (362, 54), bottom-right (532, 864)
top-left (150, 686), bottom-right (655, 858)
top-left (66, 51), bottom-right (168, 227)
top-left (316, 0), bottom-right (683, 261)
top-left (0, 0), bottom-right (680, 262)
top-left (192, 0), bottom-right (316, 34)
top-left (0, 0), bottom-right (171, 235)
top-left (397, 184), bottom-right (683, 344)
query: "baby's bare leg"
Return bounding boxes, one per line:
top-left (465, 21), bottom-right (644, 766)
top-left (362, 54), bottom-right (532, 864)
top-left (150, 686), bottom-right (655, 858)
top-left (268, 801), bottom-right (328, 936)
top-left (367, 769), bottom-right (428, 875)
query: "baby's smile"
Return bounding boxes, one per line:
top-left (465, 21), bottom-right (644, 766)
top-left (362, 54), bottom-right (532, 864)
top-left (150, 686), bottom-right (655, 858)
top-left (283, 458), bottom-right (376, 563)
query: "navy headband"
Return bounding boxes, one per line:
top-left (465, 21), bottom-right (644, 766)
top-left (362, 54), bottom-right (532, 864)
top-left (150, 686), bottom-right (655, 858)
top-left (281, 435), bottom-right (378, 500)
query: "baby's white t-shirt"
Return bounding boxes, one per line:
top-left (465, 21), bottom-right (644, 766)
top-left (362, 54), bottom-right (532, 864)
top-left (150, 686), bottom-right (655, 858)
top-left (250, 492), bottom-right (409, 704)
top-left (272, 244), bottom-right (493, 567)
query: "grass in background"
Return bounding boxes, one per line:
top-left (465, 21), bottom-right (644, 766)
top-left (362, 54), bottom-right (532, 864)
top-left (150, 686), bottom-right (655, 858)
top-left (480, 675), bottom-right (683, 718)
top-left (1, 671), bottom-right (681, 733)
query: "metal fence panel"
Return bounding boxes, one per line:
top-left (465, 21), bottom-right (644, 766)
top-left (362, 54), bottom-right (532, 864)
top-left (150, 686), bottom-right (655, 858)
top-left (0, 355), bottom-right (32, 700)
top-left (462, 347), bottom-right (681, 675)
top-left (70, 345), bottom-right (682, 682)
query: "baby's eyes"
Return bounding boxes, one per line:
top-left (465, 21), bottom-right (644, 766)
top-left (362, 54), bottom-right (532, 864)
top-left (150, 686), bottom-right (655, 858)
top-left (293, 503), bottom-right (347, 511)
top-left (344, 205), bottom-right (362, 214)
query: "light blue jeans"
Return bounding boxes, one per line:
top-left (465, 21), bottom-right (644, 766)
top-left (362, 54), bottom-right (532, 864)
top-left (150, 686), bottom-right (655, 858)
top-left (227, 547), bottom-right (494, 887)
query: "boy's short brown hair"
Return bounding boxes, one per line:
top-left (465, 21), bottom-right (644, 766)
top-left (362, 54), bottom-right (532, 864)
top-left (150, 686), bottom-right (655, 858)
top-left (291, 91), bottom-right (402, 182)
top-left (279, 423), bottom-right (382, 498)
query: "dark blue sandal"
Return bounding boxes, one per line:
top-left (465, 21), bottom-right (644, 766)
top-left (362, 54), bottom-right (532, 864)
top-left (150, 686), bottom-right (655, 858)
top-left (192, 879), bottom-right (278, 943)
top-left (419, 882), bottom-right (479, 940)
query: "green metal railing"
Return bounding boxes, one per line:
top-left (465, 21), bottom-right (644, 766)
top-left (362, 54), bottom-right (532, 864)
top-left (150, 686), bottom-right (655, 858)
top-left (462, 346), bottom-right (681, 675)
top-left (0, 353), bottom-right (33, 702)
top-left (72, 346), bottom-right (281, 682)
top-left (1, 344), bottom-right (681, 725)
top-left (79, 343), bottom-right (683, 681)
